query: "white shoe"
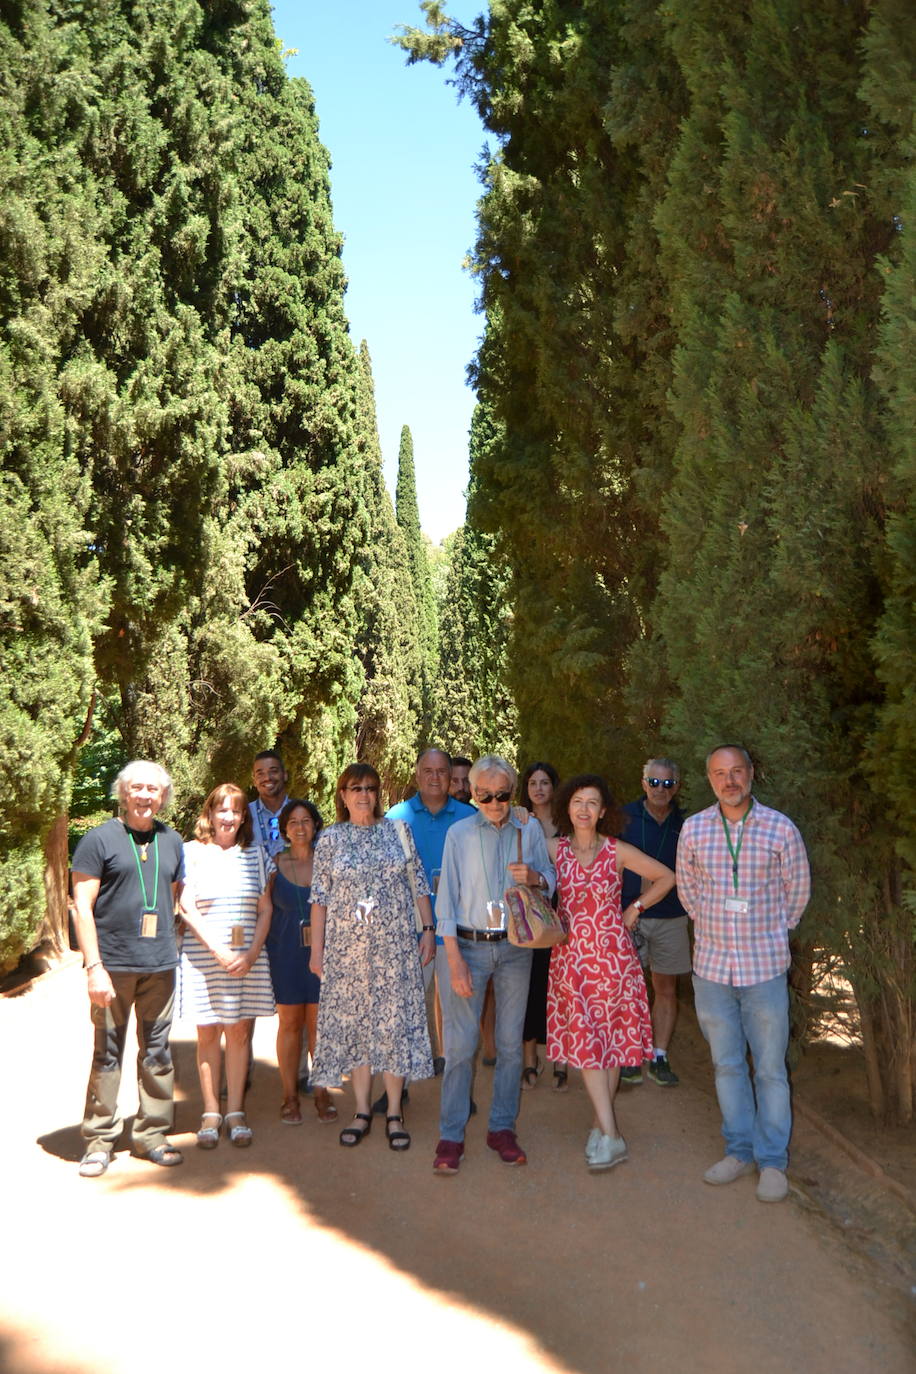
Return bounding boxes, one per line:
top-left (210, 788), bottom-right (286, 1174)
top-left (757, 1167), bottom-right (789, 1203)
top-left (585, 1127), bottom-right (602, 1162)
top-left (588, 1134), bottom-right (628, 1172)
top-left (703, 1155), bottom-right (755, 1185)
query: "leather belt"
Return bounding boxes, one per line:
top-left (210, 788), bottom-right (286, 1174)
top-left (457, 926), bottom-right (508, 943)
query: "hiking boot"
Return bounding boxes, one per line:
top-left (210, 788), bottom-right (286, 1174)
top-left (433, 1139), bottom-right (464, 1175)
top-left (646, 1054), bottom-right (679, 1086)
top-left (486, 1129), bottom-right (527, 1166)
top-left (619, 1065), bottom-right (643, 1085)
top-left (756, 1167), bottom-right (789, 1203)
top-left (704, 1155), bottom-right (755, 1185)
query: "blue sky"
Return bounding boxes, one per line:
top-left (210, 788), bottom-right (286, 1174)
top-left (270, 2), bottom-right (485, 543)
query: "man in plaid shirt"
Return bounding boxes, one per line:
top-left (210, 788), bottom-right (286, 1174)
top-left (677, 745), bottom-right (810, 1203)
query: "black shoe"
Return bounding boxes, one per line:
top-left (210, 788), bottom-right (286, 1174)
top-left (372, 1088), bottom-right (409, 1115)
top-left (646, 1054), bottom-right (679, 1086)
top-left (619, 1065), bottom-right (643, 1086)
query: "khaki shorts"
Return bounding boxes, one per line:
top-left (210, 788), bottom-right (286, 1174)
top-left (637, 915), bottom-right (691, 975)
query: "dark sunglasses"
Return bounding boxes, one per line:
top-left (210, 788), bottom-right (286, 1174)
top-left (475, 790), bottom-right (512, 804)
top-left (346, 784), bottom-right (378, 794)
top-left (645, 777), bottom-right (677, 789)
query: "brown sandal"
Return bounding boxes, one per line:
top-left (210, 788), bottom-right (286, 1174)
top-left (280, 1096), bottom-right (303, 1126)
top-left (314, 1088), bottom-right (338, 1123)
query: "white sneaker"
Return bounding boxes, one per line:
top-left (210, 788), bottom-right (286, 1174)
top-left (585, 1127), bottom-right (602, 1162)
top-left (703, 1155), bottom-right (755, 1185)
top-left (588, 1134), bottom-right (628, 1172)
top-left (756, 1167), bottom-right (789, 1203)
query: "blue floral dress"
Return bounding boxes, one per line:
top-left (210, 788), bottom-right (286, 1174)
top-left (309, 820), bottom-right (433, 1086)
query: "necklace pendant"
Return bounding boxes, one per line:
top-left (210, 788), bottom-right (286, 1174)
top-left (140, 846), bottom-right (148, 861)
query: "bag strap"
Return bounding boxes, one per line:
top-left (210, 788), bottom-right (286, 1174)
top-left (516, 825), bottom-right (523, 865)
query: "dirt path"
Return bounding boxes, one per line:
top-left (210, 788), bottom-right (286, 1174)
top-left (4, 964), bottom-right (913, 1374)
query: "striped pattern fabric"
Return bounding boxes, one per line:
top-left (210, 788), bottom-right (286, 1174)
top-left (177, 842), bottom-right (275, 1024)
top-left (676, 800), bottom-right (810, 986)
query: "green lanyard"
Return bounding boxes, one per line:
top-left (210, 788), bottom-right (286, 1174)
top-left (719, 801), bottom-right (753, 895)
top-left (478, 823), bottom-right (513, 901)
top-left (128, 832), bottom-right (160, 909)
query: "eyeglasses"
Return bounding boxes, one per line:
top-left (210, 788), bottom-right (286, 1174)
top-left (346, 784), bottom-right (378, 794)
top-left (645, 778), bottom-right (677, 789)
top-left (475, 790), bottom-right (512, 804)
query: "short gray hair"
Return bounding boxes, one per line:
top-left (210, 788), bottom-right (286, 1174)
top-left (643, 756), bottom-right (680, 782)
top-left (469, 754), bottom-right (518, 793)
top-left (705, 744), bottom-right (752, 772)
top-left (112, 760), bottom-right (174, 812)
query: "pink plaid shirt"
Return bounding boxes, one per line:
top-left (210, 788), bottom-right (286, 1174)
top-left (676, 798), bottom-right (810, 986)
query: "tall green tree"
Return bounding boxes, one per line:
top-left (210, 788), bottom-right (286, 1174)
top-left (395, 424), bottom-right (438, 733)
top-left (352, 342), bottom-right (422, 793)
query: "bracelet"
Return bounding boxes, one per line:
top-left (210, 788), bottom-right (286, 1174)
top-left (85, 960), bottom-right (103, 973)
top-left (633, 900), bottom-right (645, 915)
top-left (421, 924), bottom-right (435, 933)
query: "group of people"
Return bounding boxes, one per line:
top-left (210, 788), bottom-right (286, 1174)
top-left (70, 741), bottom-right (810, 1205)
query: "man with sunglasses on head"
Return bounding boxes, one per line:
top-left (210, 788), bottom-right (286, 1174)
top-left (431, 755), bottom-right (555, 1174)
top-left (619, 757), bottom-right (689, 1088)
top-left (249, 750), bottom-right (290, 858)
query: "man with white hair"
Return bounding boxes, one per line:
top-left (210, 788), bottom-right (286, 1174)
top-left (432, 755), bottom-right (555, 1174)
top-left (70, 761), bottom-right (185, 1177)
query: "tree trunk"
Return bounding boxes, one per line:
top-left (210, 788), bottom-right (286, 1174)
top-left (40, 813), bottom-right (71, 956)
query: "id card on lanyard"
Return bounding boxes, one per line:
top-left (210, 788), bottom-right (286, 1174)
top-left (128, 832), bottom-right (160, 938)
top-left (720, 802), bottom-right (752, 917)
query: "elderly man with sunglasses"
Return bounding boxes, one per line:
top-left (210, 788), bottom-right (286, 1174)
top-left (432, 755), bottom-right (555, 1174)
top-left (619, 757), bottom-right (689, 1087)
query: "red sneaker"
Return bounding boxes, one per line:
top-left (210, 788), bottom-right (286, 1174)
top-left (486, 1129), bottom-right (527, 1166)
top-left (433, 1139), bottom-right (464, 1175)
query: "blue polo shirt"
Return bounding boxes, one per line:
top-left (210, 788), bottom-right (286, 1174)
top-left (386, 793), bottom-right (477, 939)
top-left (620, 799), bottom-right (686, 919)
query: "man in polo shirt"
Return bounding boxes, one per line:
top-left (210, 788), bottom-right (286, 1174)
top-left (248, 749), bottom-right (290, 858)
top-left (619, 756), bottom-right (688, 1086)
top-left (677, 745), bottom-right (810, 1203)
top-left (70, 760), bottom-right (185, 1177)
top-left (387, 748), bottom-right (476, 1076)
top-left (432, 754), bottom-right (555, 1174)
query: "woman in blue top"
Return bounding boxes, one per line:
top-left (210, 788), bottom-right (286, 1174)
top-left (264, 799), bottom-right (337, 1125)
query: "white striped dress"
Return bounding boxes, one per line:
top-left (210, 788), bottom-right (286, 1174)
top-left (177, 841), bottom-right (276, 1024)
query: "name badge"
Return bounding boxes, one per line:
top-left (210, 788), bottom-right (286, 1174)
top-left (230, 923), bottom-right (246, 948)
top-left (724, 897), bottom-right (749, 916)
top-left (300, 921), bottom-right (312, 948)
top-left (140, 909), bottom-right (158, 939)
top-left (486, 900), bottom-right (507, 930)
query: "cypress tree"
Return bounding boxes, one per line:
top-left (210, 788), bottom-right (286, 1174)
top-left (395, 425), bottom-right (438, 732)
top-left (352, 342), bottom-right (422, 792)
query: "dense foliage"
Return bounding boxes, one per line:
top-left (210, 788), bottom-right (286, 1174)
top-left (397, 0), bottom-right (915, 1121)
top-left (0, 0), bottom-right (434, 967)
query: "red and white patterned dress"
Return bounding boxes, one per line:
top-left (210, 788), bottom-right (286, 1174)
top-left (547, 837), bottom-right (654, 1069)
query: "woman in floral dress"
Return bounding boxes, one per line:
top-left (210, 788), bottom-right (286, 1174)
top-left (309, 763), bottom-right (435, 1151)
top-left (546, 774), bottom-right (674, 1172)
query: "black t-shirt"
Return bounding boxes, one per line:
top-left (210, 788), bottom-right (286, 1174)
top-left (71, 817), bottom-right (185, 972)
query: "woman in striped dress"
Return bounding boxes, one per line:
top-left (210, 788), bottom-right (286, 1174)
top-left (178, 783), bottom-right (274, 1148)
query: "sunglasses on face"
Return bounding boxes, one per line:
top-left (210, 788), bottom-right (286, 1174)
top-left (645, 778), bottom-right (677, 789)
top-left (346, 784), bottom-right (378, 794)
top-left (475, 790), bottom-right (512, 804)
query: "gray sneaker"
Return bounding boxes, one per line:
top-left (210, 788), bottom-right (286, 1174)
top-left (646, 1054), bottom-right (679, 1086)
top-left (584, 1127), bottom-right (602, 1161)
top-left (757, 1167), bottom-right (789, 1203)
top-left (703, 1155), bottom-right (755, 1185)
top-left (588, 1134), bottom-right (628, 1172)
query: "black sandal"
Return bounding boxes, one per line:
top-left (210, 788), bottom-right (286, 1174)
top-left (339, 1112), bottom-right (372, 1147)
top-left (521, 1058), bottom-right (541, 1089)
top-left (386, 1114), bottom-right (411, 1151)
top-left (553, 1066), bottom-right (569, 1093)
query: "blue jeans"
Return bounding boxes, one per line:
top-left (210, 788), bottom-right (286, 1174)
top-left (437, 940), bottom-right (533, 1141)
top-left (693, 973), bottom-right (791, 1170)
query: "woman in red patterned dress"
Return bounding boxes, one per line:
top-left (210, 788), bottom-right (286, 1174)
top-left (546, 775), bottom-right (675, 1171)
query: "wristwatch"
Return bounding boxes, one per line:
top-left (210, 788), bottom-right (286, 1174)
top-left (633, 900), bottom-right (645, 916)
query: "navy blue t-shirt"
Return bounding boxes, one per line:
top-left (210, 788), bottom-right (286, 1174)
top-left (620, 800), bottom-right (685, 919)
top-left (71, 817), bottom-right (185, 971)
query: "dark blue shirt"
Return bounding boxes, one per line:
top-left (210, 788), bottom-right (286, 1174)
top-left (620, 799), bottom-right (685, 919)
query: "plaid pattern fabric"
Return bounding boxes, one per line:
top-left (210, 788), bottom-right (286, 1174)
top-left (676, 799), bottom-right (810, 986)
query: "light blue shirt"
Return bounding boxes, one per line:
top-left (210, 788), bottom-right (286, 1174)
top-left (248, 797), bottom-right (289, 858)
top-left (435, 811), bottom-right (555, 939)
top-left (385, 793), bottom-right (476, 927)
